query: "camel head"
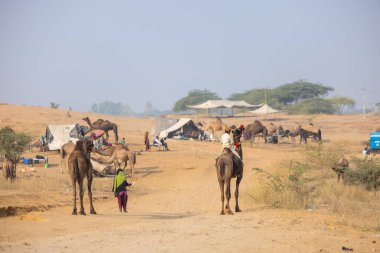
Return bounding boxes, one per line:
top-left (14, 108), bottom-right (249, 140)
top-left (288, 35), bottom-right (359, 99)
top-left (82, 117), bottom-right (90, 122)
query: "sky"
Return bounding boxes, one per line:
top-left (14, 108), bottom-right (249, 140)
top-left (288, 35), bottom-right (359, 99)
top-left (0, 0), bottom-right (379, 113)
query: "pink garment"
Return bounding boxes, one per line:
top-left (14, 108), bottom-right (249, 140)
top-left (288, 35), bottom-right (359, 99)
top-left (117, 190), bottom-right (128, 211)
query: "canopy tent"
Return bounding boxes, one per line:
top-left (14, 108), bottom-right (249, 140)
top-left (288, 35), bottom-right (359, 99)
top-left (159, 118), bottom-right (206, 140)
top-left (151, 117), bottom-right (178, 137)
top-left (187, 100), bottom-right (261, 109)
top-left (45, 124), bottom-right (80, 151)
top-left (249, 104), bottom-right (280, 115)
top-left (187, 100), bottom-right (262, 117)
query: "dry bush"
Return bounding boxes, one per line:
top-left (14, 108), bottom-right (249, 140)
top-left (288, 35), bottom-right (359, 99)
top-left (252, 142), bottom-right (380, 230)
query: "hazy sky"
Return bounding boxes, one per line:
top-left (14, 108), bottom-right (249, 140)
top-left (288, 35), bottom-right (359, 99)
top-left (0, 0), bottom-right (379, 113)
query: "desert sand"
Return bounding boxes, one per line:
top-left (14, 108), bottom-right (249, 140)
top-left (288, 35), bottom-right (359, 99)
top-left (0, 103), bottom-right (379, 253)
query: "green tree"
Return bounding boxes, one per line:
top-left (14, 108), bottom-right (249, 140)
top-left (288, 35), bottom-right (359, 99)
top-left (0, 127), bottom-right (32, 178)
top-left (229, 80), bottom-right (334, 107)
top-left (328, 96), bottom-right (356, 115)
top-left (287, 98), bottom-right (336, 114)
top-left (172, 89), bottom-right (221, 112)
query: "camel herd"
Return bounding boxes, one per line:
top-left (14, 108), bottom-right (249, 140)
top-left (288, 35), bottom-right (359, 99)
top-left (200, 117), bottom-right (322, 145)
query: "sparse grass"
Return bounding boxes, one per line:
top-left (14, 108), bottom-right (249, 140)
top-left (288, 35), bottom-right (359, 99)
top-left (251, 142), bottom-right (380, 231)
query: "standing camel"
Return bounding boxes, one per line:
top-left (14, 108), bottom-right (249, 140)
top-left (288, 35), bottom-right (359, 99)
top-left (2, 157), bottom-right (16, 181)
top-left (60, 141), bottom-right (76, 174)
top-left (82, 117), bottom-right (119, 143)
top-left (203, 117), bottom-right (228, 142)
top-left (215, 148), bottom-right (243, 215)
top-left (300, 123), bottom-right (322, 144)
top-left (242, 120), bottom-right (268, 143)
top-left (93, 146), bottom-right (136, 176)
top-left (68, 140), bottom-right (96, 215)
top-left (332, 158), bottom-right (349, 183)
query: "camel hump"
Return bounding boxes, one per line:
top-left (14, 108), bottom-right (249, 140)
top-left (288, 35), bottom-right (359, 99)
top-left (302, 124), bottom-right (318, 133)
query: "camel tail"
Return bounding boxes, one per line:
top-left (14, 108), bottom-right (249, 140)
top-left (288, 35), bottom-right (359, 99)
top-left (73, 156), bottom-right (80, 182)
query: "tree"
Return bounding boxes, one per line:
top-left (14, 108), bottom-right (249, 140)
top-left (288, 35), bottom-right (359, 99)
top-left (229, 80), bottom-right (334, 107)
top-left (172, 89), bottom-right (221, 112)
top-left (50, 102), bottom-right (59, 109)
top-left (328, 96), bottom-right (356, 115)
top-left (0, 127), bottom-right (32, 179)
top-left (90, 101), bottom-right (134, 116)
top-left (286, 98), bottom-right (336, 114)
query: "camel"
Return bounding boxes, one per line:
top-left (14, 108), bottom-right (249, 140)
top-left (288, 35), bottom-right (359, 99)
top-left (203, 117), bottom-right (228, 142)
top-left (82, 117), bottom-right (119, 143)
top-left (331, 158), bottom-right (349, 183)
top-left (60, 141), bottom-right (76, 174)
top-left (93, 146), bottom-right (136, 176)
top-left (2, 157), bottom-right (16, 181)
top-left (68, 140), bottom-right (96, 215)
top-left (266, 122), bottom-right (280, 144)
top-left (278, 123), bottom-right (302, 145)
top-left (300, 123), bottom-right (322, 144)
top-left (241, 120), bottom-right (268, 143)
top-left (215, 148), bottom-right (243, 215)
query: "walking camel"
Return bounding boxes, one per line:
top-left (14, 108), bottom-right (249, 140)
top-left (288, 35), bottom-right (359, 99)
top-left (68, 139), bottom-right (96, 215)
top-left (82, 117), bottom-right (119, 143)
top-left (215, 148), bottom-right (243, 215)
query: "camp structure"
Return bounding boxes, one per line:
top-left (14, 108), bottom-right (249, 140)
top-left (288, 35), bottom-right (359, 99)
top-left (249, 104), bottom-right (280, 115)
top-left (187, 100), bottom-right (262, 117)
top-left (249, 104), bottom-right (280, 120)
top-left (159, 118), bottom-right (205, 139)
top-left (45, 124), bottom-right (81, 151)
top-left (151, 117), bottom-right (178, 137)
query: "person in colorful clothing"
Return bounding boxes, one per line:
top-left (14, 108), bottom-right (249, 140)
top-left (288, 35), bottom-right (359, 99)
top-left (112, 169), bottom-right (131, 212)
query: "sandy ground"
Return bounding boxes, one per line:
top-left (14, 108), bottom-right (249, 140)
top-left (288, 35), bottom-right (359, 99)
top-left (0, 104), bottom-right (380, 253)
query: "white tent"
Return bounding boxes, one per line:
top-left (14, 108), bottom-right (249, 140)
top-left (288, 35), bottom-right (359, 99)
top-left (45, 124), bottom-right (80, 150)
top-left (187, 100), bottom-right (261, 109)
top-left (249, 104), bottom-right (280, 115)
top-left (159, 118), bottom-right (205, 139)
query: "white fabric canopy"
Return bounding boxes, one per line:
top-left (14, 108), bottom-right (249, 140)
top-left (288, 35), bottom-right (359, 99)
top-left (249, 104), bottom-right (280, 115)
top-left (46, 124), bottom-right (80, 150)
top-left (187, 100), bottom-right (262, 109)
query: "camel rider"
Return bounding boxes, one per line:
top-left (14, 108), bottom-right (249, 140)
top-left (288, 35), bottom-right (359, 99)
top-left (112, 169), bottom-right (131, 212)
top-left (221, 126), bottom-right (241, 161)
top-left (232, 124), bottom-right (245, 160)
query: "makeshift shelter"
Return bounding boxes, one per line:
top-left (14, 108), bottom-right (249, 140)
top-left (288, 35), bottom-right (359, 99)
top-left (187, 100), bottom-right (262, 117)
top-left (249, 104), bottom-right (280, 114)
top-left (45, 124), bottom-right (81, 151)
top-left (159, 118), bottom-right (205, 139)
top-left (151, 117), bottom-right (178, 137)
top-left (249, 104), bottom-right (280, 120)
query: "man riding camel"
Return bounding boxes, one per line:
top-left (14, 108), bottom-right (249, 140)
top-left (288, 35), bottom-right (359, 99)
top-left (231, 124), bottom-right (245, 160)
top-left (220, 126), bottom-right (243, 168)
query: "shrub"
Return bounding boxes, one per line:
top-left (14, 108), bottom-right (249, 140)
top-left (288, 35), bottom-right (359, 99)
top-left (345, 158), bottom-right (380, 191)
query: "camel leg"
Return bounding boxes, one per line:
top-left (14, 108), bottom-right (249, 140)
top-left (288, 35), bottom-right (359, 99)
top-left (235, 174), bottom-right (242, 212)
top-left (225, 180), bottom-right (233, 215)
top-left (87, 170), bottom-right (96, 214)
top-left (105, 131), bottom-right (110, 141)
top-left (72, 180), bottom-right (78, 215)
top-left (219, 180), bottom-right (225, 215)
top-left (79, 179), bottom-right (86, 215)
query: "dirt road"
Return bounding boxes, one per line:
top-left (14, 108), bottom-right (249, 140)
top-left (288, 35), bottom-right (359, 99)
top-left (1, 140), bottom-right (379, 253)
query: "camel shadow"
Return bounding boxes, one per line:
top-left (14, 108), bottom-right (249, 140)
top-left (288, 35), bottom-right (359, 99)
top-left (127, 212), bottom-right (193, 220)
top-left (135, 166), bottom-right (163, 178)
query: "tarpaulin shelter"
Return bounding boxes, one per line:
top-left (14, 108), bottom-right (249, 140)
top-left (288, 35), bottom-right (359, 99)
top-left (151, 117), bottom-right (178, 137)
top-left (45, 124), bottom-right (81, 150)
top-left (159, 118), bottom-right (206, 139)
top-left (187, 100), bottom-right (262, 117)
top-left (249, 104), bottom-right (280, 114)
